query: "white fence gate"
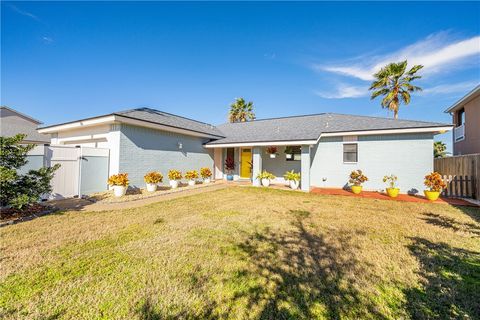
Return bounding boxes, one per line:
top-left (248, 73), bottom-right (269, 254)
top-left (25, 145), bottom-right (110, 199)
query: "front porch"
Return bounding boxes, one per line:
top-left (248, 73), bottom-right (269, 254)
top-left (211, 144), bottom-right (312, 191)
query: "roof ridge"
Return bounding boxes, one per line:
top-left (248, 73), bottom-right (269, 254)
top-left (324, 112), bottom-right (446, 124)
top-left (118, 107), bottom-right (217, 128)
top-left (218, 112), bottom-right (328, 125)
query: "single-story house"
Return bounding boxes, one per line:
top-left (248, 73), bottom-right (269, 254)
top-left (0, 106), bottom-right (50, 144)
top-left (38, 107), bottom-right (452, 193)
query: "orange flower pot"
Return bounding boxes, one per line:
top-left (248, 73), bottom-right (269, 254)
top-left (424, 190), bottom-right (440, 201)
top-left (351, 185), bottom-right (362, 194)
top-left (386, 188), bottom-right (399, 198)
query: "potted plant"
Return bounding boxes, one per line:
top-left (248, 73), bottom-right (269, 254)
top-left (185, 170), bottom-right (199, 186)
top-left (144, 171), bottom-right (163, 192)
top-left (424, 172), bottom-right (446, 201)
top-left (168, 169), bottom-right (182, 189)
top-left (383, 174), bottom-right (399, 198)
top-left (283, 170), bottom-right (301, 189)
top-left (266, 146), bottom-right (278, 159)
top-left (256, 170), bottom-right (276, 187)
top-left (349, 170), bottom-right (368, 194)
top-left (285, 146), bottom-right (293, 159)
top-left (225, 156), bottom-right (235, 181)
top-left (200, 167), bottom-right (213, 183)
top-left (107, 173), bottom-right (129, 197)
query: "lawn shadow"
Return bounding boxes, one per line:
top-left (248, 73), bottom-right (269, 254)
top-left (420, 212), bottom-right (480, 237)
top-left (404, 237), bottom-right (480, 319)
top-left (137, 296), bottom-right (217, 320)
top-left (227, 214), bottom-right (387, 319)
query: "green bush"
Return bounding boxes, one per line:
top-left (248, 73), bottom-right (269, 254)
top-left (0, 134), bottom-right (60, 209)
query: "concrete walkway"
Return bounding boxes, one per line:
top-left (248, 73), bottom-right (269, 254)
top-left (48, 182), bottom-right (229, 212)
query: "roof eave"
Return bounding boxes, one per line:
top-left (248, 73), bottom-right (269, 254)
top-left (444, 85), bottom-right (480, 113)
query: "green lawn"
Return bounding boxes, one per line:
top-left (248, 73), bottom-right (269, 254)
top-left (1, 187), bottom-right (479, 319)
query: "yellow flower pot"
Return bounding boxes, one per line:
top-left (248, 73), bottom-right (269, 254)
top-left (351, 185), bottom-right (362, 194)
top-left (424, 190), bottom-right (440, 201)
top-left (386, 188), bottom-right (399, 198)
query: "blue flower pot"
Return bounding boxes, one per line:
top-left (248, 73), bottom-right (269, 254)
top-left (227, 174), bottom-right (233, 181)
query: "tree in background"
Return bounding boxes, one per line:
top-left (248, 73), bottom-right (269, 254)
top-left (434, 141), bottom-right (448, 158)
top-left (369, 61), bottom-right (423, 119)
top-left (228, 98), bottom-right (255, 123)
top-left (0, 134), bottom-right (60, 209)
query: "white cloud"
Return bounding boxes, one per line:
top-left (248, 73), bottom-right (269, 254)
top-left (315, 32), bottom-right (480, 81)
top-left (8, 4), bottom-right (40, 22)
top-left (314, 84), bottom-right (368, 99)
top-left (422, 80), bottom-right (479, 95)
top-left (42, 36), bottom-right (54, 44)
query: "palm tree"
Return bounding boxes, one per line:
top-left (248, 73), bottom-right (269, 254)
top-left (369, 61), bottom-right (423, 119)
top-left (434, 141), bottom-right (447, 158)
top-left (228, 98), bottom-right (255, 123)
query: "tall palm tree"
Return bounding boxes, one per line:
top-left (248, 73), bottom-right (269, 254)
top-left (369, 61), bottom-right (423, 119)
top-left (228, 98), bottom-right (255, 123)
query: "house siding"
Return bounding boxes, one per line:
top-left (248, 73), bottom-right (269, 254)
top-left (452, 94), bottom-right (480, 155)
top-left (310, 133), bottom-right (434, 193)
top-left (262, 146), bottom-right (301, 182)
top-left (119, 124), bottom-right (214, 187)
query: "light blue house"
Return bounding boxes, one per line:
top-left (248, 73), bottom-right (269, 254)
top-left (39, 108), bottom-right (452, 193)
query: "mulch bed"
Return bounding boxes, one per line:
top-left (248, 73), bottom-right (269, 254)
top-left (0, 203), bottom-right (56, 227)
top-left (311, 188), bottom-right (479, 207)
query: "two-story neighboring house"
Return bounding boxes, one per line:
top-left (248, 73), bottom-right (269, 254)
top-left (444, 85), bottom-right (480, 155)
top-left (0, 106), bottom-right (50, 144)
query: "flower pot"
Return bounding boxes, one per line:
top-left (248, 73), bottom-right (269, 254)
top-left (386, 187), bottom-right (399, 198)
top-left (289, 180), bottom-right (300, 190)
top-left (424, 190), bottom-right (440, 201)
top-left (269, 154), bottom-right (276, 159)
top-left (227, 174), bottom-right (233, 181)
top-left (113, 185), bottom-right (127, 197)
top-left (204, 178), bottom-right (211, 184)
top-left (351, 185), bottom-right (362, 194)
top-left (261, 179), bottom-right (270, 187)
top-left (169, 180), bottom-right (179, 189)
top-left (146, 183), bottom-right (157, 192)
top-left (188, 180), bottom-right (196, 186)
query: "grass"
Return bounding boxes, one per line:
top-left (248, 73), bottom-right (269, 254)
top-left (1, 186), bottom-right (479, 319)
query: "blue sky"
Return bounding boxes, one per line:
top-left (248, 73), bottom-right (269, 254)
top-left (2, 2), bottom-right (479, 149)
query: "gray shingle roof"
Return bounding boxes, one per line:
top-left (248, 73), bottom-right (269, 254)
top-left (208, 113), bottom-right (450, 145)
top-left (115, 108), bottom-right (224, 137)
top-left (0, 107), bottom-right (50, 143)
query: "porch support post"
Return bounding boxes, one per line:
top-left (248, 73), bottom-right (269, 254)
top-left (301, 145), bottom-right (310, 192)
top-left (252, 147), bottom-right (262, 186)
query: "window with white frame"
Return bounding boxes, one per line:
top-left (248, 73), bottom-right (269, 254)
top-left (343, 143), bottom-right (358, 163)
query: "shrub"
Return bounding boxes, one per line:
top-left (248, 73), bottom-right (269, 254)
top-left (224, 156), bottom-right (235, 173)
top-left (168, 169), bottom-right (182, 181)
top-left (108, 173), bottom-right (129, 186)
top-left (383, 174), bottom-right (398, 189)
top-left (144, 171), bottom-right (163, 184)
top-left (266, 146), bottom-right (278, 155)
top-left (256, 170), bottom-right (275, 180)
top-left (0, 134), bottom-right (60, 209)
top-left (349, 170), bottom-right (368, 186)
top-left (185, 170), bottom-right (199, 180)
top-left (424, 172), bottom-right (446, 192)
top-left (283, 170), bottom-right (301, 182)
top-left (200, 167), bottom-right (212, 179)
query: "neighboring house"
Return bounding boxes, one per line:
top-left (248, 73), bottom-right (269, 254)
top-left (444, 85), bottom-right (480, 155)
top-left (39, 107), bottom-right (452, 193)
top-left (0, 106), bottom-right (50, 144)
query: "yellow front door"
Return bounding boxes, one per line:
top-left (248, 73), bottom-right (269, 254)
top-left (240, 148), bottom-right (252, 178)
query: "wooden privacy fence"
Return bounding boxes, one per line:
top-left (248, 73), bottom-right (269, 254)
top-left (434, 154), bottom-right (480, 199)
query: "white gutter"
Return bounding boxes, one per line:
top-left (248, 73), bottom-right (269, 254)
top-left (204, 140), bottom-right (318, 148)
top-left (320, 126), bottom-right (453, 137)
